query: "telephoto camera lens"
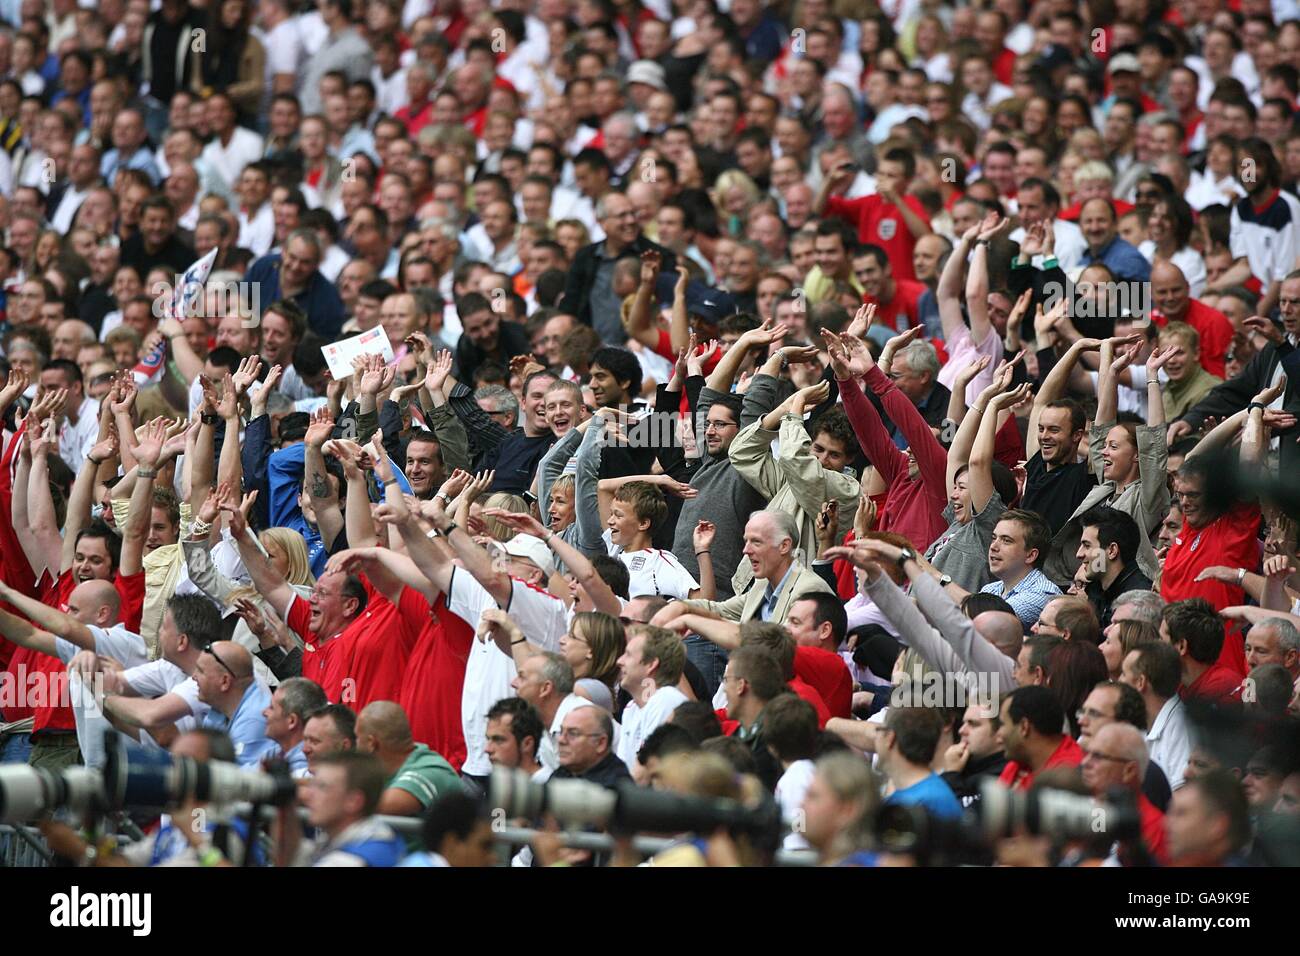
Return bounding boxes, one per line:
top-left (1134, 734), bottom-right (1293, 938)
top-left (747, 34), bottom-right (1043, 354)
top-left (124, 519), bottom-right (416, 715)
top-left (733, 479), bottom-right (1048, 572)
top-left (103, 734), bottom-right (297, 810)
top-left (0, 765), bottom-right (104, 824)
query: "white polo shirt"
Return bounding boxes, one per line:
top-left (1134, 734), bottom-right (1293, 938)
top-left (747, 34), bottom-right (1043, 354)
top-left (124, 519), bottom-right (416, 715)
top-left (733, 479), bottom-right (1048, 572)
top-left (447, 570), bottom-right (568, 777)
top-left (618, 684), bottom-right (688, 769)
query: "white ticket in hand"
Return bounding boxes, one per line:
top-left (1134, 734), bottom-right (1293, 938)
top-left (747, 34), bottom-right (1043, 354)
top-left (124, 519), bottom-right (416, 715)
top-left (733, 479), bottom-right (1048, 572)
top-left (321, 326), bottom-right (395, 379)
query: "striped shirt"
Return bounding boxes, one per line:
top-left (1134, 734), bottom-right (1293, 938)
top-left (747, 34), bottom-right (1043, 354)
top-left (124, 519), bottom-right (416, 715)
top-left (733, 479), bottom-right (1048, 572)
top-left (980, 567), bottom-right (1063, 633)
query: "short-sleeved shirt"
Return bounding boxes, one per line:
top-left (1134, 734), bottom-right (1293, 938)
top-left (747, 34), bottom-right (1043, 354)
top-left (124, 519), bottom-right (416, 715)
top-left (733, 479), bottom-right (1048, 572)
top-left (884, 772), bottom-right (963, 819)
top-left (604, 533), bottom-right (699, 599)
top-left (446, 569), bottom-right (569, 777)
top-left (53, 624), bottom-right (149, 670)
top-left (825, 193), bottom-right (930, 281)
top-left (619, 684), bottom-right (689, 768)
top-left (1161, 501), bottom-right (1260, 678)
top-left (399, 593), bottom-right (474, 773)
top-left (284, 576), bottom-right (423, 708)
top-left (387, 743), bottom-right (463, 809)
top-left (122, 659), bottom-right (208, 729)
top-left (792, 646), bottom-right (853, 720)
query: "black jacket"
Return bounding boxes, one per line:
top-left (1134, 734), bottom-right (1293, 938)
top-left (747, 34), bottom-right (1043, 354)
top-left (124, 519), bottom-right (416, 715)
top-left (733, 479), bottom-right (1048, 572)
top-left (558, 234), bottom-right (677, 333)
top-left (454, 319), bottom-right (532, 386)
top-left (1086, 562), bottom-right (1153, 630)
top-left (551, 752), bottom-right (633, 789)
top-left (941, 750), bottom-right (1009, 809)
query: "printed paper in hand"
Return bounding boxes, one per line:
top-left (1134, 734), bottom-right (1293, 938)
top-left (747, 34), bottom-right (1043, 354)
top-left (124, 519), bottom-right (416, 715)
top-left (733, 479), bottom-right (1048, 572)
top-left (321, 326), bottom-right (394, 379)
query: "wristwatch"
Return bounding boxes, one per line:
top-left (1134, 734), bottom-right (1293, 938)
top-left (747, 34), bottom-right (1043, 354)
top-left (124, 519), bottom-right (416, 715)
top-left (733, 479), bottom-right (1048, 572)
top-left (895, 547), bottom-right (917, 568)
top-left (938, 574), bottom-right (953, 588)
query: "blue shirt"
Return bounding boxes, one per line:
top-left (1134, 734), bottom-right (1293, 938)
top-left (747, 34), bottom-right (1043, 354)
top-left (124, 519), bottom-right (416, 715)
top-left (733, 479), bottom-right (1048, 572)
top-left (1078, 236), bottom-right (1151, 283)
top-left (246, 253), bottom-right (345, 339)
top-left (201, 679), bottom-right (277, 769)
top-left (760, 563), bottom-right (798, 622)
top-left (980, 567), bottom-right (1063, 633)
top-left (267, 442), bottom-right (328, 578)
top-left (884, 773), bottom-right (963, 820)
top-left (100, 147), bottom-right (162, 187)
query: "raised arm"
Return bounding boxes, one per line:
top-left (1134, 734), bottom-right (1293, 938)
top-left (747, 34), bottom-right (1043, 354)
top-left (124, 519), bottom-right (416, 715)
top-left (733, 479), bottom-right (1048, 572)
top-left (964, 214), bottom-right (1010, 347)
top-left (937, 226), bottom-right (977, 340)
top-left (1241, 377), bottom-right (1287, 468)
top-left (970, 383), bottom-right (1032, 514)
top-left (1028, 319), bottom-right (1098, 459)
top-left (946, 358), bottom-right (1016, 494)
top-left (623, 250), bottom-right (663, 350)
top-left (573, 417), bottom-right (609, 554)
top-left (303, 407), bottom-right (345, 549)
top-left (0, 579), bottom-right (95, 651)
top-left (26, 416), bottom-right (67, 577)
top-left (225, 497), bottom-right (297, 620)
top-left (119, 418), bottom-right (169, 577)
top-left (485, 508), bottom-right (622, 617)
top-left (59, 429), bottom-right (119, 573)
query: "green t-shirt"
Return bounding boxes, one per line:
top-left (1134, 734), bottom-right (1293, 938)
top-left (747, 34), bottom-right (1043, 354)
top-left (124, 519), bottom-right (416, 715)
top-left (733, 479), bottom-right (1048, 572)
top-left (388, 744), bottom-right (463, 810)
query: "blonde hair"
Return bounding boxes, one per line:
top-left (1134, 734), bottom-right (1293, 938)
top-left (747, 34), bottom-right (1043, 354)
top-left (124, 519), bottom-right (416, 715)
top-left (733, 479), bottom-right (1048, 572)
top-left (481, 491), bottom-right (528, 541)
top-left (1159, 320), bottom-right (1199, 353)
top-left (228, 529), bottom-right (315, 608)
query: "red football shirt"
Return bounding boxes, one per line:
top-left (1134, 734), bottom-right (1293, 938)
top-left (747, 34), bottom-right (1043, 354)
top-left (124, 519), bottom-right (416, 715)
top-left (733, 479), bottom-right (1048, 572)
top-left (998, 735), bottom-right (1084, 791)
top-left (794, 646), bottom-right (853, 720)
top-left (1180, 662), bottom-right (1242, 704)
top-left (1161, 501), bottom-right (1259, 678)
top-left (399, 592), bottom-right (473, 772)
top-left (285, 576), bottom-right (420, 708)
top-left (789, 676), bottom-right (831, 729)
top-left (862, 277), bottom-right (927, 332)
top-left (825, 193), bottom-right (930, 281)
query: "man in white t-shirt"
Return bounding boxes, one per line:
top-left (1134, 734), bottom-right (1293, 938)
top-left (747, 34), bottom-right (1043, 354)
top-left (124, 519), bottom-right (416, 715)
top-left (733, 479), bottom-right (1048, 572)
top-left (616, 625), bottom-right (688, 769)
top-left (99, 595), bottom-right (224, 749)
top-left (510, 650), bottom-right (600, 774)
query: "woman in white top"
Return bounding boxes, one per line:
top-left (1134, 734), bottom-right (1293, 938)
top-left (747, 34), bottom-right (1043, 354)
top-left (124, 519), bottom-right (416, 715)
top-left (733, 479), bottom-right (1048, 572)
top-left (1139, 195), bottom-right (1206, 298)
top-left (911, 14), bottom-right (953, 83)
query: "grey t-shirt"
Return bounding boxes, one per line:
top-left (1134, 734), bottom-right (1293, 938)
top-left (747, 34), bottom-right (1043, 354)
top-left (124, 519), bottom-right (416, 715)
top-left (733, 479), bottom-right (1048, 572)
top-left (924, 493), bottom-right (1007, 594)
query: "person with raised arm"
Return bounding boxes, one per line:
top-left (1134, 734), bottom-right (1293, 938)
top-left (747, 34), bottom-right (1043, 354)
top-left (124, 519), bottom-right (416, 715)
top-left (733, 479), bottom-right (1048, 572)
top-left (826, 318), bottom-right (947, 552)
top-left (1043, 337), bottom-right (1171, 587)
top-left (936, 216), bottom-right (1006, 405)
top-left (1021, 312), bottom-right (1099, 535)
top-left (921, 367), bottom-right (1029, 593)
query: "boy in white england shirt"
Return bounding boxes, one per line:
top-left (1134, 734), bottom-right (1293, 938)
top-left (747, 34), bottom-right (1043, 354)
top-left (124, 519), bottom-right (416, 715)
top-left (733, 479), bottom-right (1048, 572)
top-left (602, 480), bottom-right (716, 600)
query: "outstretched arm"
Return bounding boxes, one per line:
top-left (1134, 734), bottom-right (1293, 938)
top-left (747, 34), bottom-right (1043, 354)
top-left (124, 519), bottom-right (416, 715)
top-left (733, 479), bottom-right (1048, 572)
top-left (484, 508), bottom-right (621, 617)
top-left (0, 580), bottom-right (95, 650)
top-left (226, 499), bottom-right (297, 620)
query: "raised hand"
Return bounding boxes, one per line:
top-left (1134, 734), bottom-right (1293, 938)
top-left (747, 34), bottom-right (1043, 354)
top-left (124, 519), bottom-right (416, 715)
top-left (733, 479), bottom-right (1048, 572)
top-left (366, 428), bottom-right (392, 481)
top-left (854, 492), bottom-right (878, 537)
top-left (815, 499), bottom-right (839, 549)
top-left (215, 373), bottom-right (239, 420)
top-left (820, 329), bottom-right (853, 379)
top-left (740, 317), bottom-right (790, 352)
top-left (480, 506), bottom-right (546, 538)
top-left (693, 519), bottom-right (716, 552)
top-left (846, 302), bottom-right (876, 340)
top-left (405, 331), bottom-right (433, 364)
top-left (1110, 339), bottom-right (1143, 373)
top-left (1146, 344), bottom-right (1177, 376)
top-left (437, 468), bottom-right (473, 501)
top-left (639, 249), bottom-right (662, 285)
top-left (425, 349), bottom-right (454, 396)
top-left (197, 482), bottom-right (227, 525)
top-left (305, 406), bottom-right (335, 448)
top-left (687, 338), bottom-right (719, 378)
top-left (88, 427), bottom-right (119, 466)
top-left (133, 416), bottom-right (169, 469)
top-left (1243, 315), bottom-right (1284, 347)
top-left (0, 368), bottom-right (28, 412)
top-left (954, 354), bottom-right (992, 391)
top-left (463, 469), bottom-right (496, 503)
top-left (1253, 374), bottom-right (1287, 407)
top-left (160, 417), bottom-right (194, 461)
top-left (655, 475), bottom-right (699, 499)
top-left (231, 355), bottom-right (263, 397)
top-left (990, 381), bottom-right (1034, 411)
top-left (791, 379), bottom-right (831, 414)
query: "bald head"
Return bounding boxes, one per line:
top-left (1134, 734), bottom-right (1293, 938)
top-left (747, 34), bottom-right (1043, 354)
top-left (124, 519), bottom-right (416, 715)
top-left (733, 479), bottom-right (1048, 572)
top-left (1093, 721), bottom-right (1148, 778)
top-left (68, 579), bottom-right (120, 626)
top-left (210, 641), bottom-right (253, 680)
top-left (357, 701), bottom-right (414, 749)
top-left (1150, 260), bottom-right (1188, 289)
top-left (975, 610), bottom-right (1024, 659)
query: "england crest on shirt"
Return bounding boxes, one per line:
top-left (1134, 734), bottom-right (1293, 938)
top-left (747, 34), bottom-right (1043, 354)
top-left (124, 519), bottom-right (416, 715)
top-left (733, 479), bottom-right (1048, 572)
top-left (878, 218), bottom-right (897, 241)
top-left (630, 555), bottom-right (646, 572)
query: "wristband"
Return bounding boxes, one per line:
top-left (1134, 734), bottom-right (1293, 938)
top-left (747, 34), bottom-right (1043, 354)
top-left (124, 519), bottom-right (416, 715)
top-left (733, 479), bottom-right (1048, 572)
top-left (1042, 256), bottom-right (1059, 269)
top-left (191, 519), bottom-right (213, 538)
top-left (1237, 568), bottom-right (1247, 585)
top-left (198, 846), bottom-right (224, 868)
top-left (442, 521), bottom-right (458, 537)
top-left (136, 467), bottom-right (157, 479)
top-left (511, 637), bottom-right (526, 646)
top-left (88, 456), bottom-right (103, 466)
top-left (382, 477), bottom-right (398, 487)
top-left (201, 413), bottom-right (219, 425)
top-left (544, 531), bottom-right (555, 546)
top-left (696, 550), bottom-right (711, 557)
top-left (1248, 402), bottom-right (1266, 412)
top-left (975, 239), bottom-right (990, 246)
top-left (435, 492), bottom-right (450, 502)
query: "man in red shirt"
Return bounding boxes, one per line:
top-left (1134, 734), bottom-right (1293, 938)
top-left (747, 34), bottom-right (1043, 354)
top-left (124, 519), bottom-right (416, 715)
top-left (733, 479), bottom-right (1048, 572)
top-left (1162, 453), bottom-right (1261, 679)
top-left (975, 9), bottom-right (1017, 85)
top-left (853, 244), bottom-right (933, 335)
top-left (1149, 260), bottom-right (1234, 377)
top-left (1164, 598), bottom-right (1241, 704)
top-left (395, 64), bottom-right (435, 137)
top-left (996, 686), bottom-right (1084, 790)
top-left (785, 594), bottom-right (853, 719)
top-left (1082, 722), bottom-right (1170, 864)
top-left (814, 148), bottom-right (932, 282)
top-left (230, 508), bottom-right (418, 710)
